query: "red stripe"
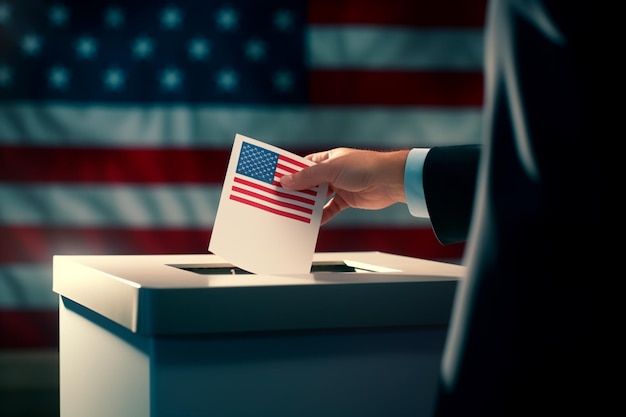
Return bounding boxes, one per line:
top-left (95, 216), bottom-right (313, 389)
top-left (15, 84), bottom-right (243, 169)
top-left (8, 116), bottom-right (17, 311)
top-left (230, 195), bottom-right (312, 223)
top-left (0, 146), bottom-right (230, 184)
top-left (310, 70), bottom-right (484, 107)
top-left (0, 225), bottom-right (464, 264)
top-left (0, 226), bottom-right (215, 263)
top-left (231, 185), bottom-right (314, 214)
top-left (0, 310), bottom-right (58, 349)
top-left (308, 0), bottom-right (487, 27)
top-left (234, 176), bottom-right (316, 206)
top-left (318, 227), bottom-right (465, 261)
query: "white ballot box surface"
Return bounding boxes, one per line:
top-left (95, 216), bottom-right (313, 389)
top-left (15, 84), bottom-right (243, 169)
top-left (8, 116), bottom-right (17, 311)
top-left (53, 251), bottom-right (465, 417)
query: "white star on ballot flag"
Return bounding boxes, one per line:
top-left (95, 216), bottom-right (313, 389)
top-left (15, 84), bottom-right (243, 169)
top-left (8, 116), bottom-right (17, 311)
top-left (209, 134), bottom-right (328, 275)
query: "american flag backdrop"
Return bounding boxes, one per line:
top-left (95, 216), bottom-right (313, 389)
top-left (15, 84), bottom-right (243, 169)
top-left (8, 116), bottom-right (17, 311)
top-left (0, 0), bottom-right (485, 349)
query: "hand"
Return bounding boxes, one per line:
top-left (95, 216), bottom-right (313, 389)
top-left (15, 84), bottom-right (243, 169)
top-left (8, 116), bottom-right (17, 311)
top-left (280, 148), bottom-right (409, 225)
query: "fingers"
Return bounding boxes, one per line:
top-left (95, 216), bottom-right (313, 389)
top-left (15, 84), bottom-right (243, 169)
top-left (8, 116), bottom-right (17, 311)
top-left (321, 194), bottom-right (350, 225)
top-left (304, 150), bottom-right (333, 164)
top-left (281, 160), bottom-right (336, 190)
top-left (282, 148), bottom-right (350, 190)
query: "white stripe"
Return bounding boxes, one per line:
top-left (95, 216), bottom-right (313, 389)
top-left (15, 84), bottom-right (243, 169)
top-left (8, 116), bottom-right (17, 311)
top-left (0, 185), bottom-right (427, 228)
top-left (0, 265), bottom-right (57, 309)
top-left (0, 104), bottom-right (482, 147)
top-left (308, 27), bottom-right (484, 70)
top-left (0, 185), bottom-right (220, 227)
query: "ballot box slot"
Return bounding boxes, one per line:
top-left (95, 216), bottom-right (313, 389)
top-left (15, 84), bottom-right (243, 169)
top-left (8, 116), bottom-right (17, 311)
top-left (169, 261), bottom-right (377, 275)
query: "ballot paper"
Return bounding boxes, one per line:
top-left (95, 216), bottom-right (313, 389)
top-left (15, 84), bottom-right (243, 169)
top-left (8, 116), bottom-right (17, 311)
top-left (208, 133), bottom-right (329, 275)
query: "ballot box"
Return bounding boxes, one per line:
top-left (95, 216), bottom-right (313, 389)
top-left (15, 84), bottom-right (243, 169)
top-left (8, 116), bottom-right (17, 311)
top-left (53, 251), bottom-right (465, 417)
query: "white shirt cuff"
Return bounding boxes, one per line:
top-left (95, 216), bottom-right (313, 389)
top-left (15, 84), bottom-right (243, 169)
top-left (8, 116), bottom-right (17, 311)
top-left (404, 148), bottom-right (430, 218)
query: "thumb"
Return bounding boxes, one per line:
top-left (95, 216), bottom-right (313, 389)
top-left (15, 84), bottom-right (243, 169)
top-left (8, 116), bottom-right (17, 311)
top-left (280, 163), bottom-right (333, 190)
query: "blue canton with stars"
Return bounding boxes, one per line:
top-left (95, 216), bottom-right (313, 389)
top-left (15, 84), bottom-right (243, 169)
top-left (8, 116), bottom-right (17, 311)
top-left (236, 142), bottom-right (279, 184)
top-left (0, 0), bottom-right (307, 103)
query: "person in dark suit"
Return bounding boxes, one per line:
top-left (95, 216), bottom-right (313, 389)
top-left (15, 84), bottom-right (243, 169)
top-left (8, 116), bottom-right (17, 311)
top-left (282, 0), bottom-right (608, 415)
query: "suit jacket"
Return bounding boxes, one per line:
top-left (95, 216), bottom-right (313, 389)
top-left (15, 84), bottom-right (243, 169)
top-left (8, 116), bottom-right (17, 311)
top-left (422, 1), bottom-right (609, 415)
top-left (423, 144), bottom-right (480, 245)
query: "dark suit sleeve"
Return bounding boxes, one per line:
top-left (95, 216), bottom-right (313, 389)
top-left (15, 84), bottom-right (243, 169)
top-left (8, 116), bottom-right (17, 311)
top-left (422, 144), bottom-right (480, 245)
